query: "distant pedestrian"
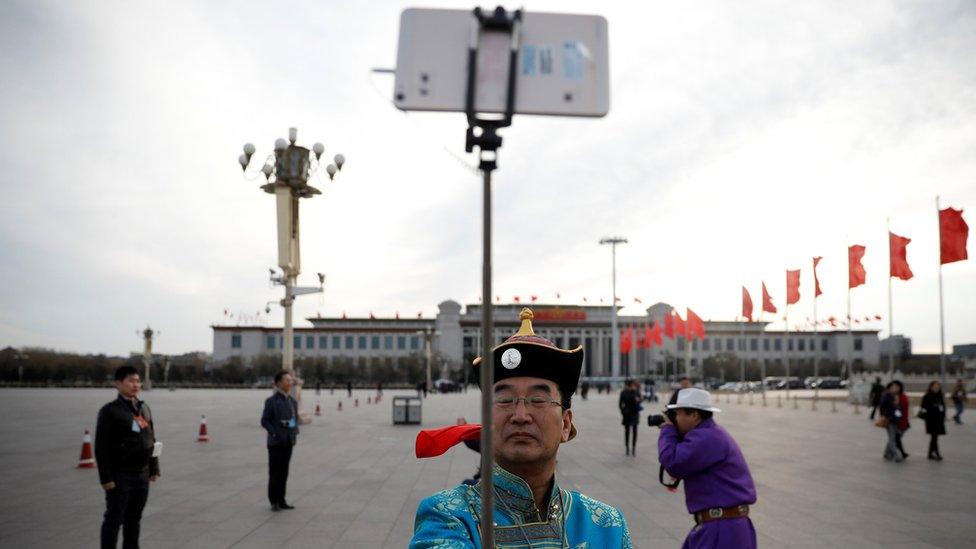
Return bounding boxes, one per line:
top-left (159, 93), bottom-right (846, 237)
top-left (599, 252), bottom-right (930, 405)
top-left (95, 365), bottom-right (161, 549)
top-left (580, 380), bottom-right (590, 400)
top-left (619, 379), bottom-right (641, 456)
top-left (670, 377), bottom-right (693, 406)
top-left (878, 381), bottom-right (904, 462)
top-left (868, 377), bottom-right (884, 420)
top-left (951, 379), bottom-right (967, 424)
top-left (262, 371), bottom-right (299, 511)
top-left (377, 381), bottom-right (383, 396)
top-left (422, 381), bottom-right (429, 398)
top-left (315, 380), bottom-right (321, 395)
top-left (347, 380), bottom-right (353, 398)
top-left (895, 381), bottom-right (911, 459)
top-left (919, 381), bottom-right (946, 460)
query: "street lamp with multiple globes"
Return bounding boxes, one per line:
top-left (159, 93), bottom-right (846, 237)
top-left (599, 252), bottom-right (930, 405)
top-left (238, 127), bottom-right (345, 374)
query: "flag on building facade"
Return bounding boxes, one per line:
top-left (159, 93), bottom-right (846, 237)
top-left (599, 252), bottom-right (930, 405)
top-left (813, 256), bottom-right (823, 297)
top-left (742, 286), bottom-right (753, 322)
top-left (686, 308), bottom-right (705, 340)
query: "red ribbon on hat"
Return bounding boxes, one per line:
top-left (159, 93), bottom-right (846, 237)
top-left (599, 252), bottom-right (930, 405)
top-left (415, 424), bottom-right (482, 458)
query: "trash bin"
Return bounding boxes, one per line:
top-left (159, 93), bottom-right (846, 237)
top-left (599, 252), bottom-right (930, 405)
top-left (393, 396), bottom-right (422, 425)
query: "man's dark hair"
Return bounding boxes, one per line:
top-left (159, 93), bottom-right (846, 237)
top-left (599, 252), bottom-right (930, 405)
top-left (114, 365), bottom-right (139, 382)
top-left (561, 393), bottom-right (572, 409)
top-left (274, 370), bottom-right (290, 385)
top-left (679, 376), bottom-right (691, 383)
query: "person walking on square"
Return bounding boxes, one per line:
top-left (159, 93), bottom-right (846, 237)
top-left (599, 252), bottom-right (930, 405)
top-left (95, 365), bottom-right (161, 549)
top-left (619, 379), bottom-right (641, 456)
top-left (919, 380), bottom-right (946, 460)
top-left (895, 381), bottom-right (911, 459)
top-left (951, 378), bottom-right (967, 424)
top-left (879, 381), bottom-right (903, 463)
top-left (657, 388), bottom-right (757, 549)
top-left (262, 371), bottom-right (299, 511)
top-left (868, 377), bottom-right (884, 420)
top-left (346, 380), bottom-right (353, 398)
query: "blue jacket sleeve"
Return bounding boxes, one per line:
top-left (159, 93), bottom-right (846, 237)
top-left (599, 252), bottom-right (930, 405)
top-left (409, 494), bottom-right (476, 549)
top-left (658, 424), bottom-right (727, 479)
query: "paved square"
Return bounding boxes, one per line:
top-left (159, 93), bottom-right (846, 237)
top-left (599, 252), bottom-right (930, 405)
top-left (0, 387), bottom-right (973, 548)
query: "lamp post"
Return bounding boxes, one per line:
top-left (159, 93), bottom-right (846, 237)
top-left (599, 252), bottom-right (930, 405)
top-left (600, 236), bottom-right (628, 386)
top-left (238, 128), bottom-right (344, 373)
top-left (139, 326), bottom-right (156, 390)
top-left (417, 327), bottom-right (440, 394)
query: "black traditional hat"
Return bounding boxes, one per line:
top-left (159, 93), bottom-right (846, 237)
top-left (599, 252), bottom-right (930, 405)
top-left (473, 308), bottom-right (584, 439)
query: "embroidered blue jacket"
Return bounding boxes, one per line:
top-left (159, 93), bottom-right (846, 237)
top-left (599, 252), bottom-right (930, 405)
top-left (410, 464), bottom-right (632, 549)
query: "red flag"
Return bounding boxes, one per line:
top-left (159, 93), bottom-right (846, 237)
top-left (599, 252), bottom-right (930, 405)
top-left (634, 297), bottom-right (643, 304)
top-left (741, 287), bottom-right (753, 322)
top-left (620, 327), bottom-right (635, 354)
top-left (813, 256), bottom-right (823, 297)
top-left (940, 207), bottom-right (968, 265)
top-left (686, 308), bottom-right (705, 340)
top-left (663, 313), bottom-right (675, 339)
top-left (582, 297), bottom-right (588, 303)
top-left (636, 326), bottom-right (647, 349)
top-left (530, 295), bottom-right (538, 303)
top-left (848, 245), bottom-right (867, 288)
top-left (827, 316), bottom-right (837, 327)
top-left (649, 322), bottom-right (663, 346)
top-left (415, 424), bottom-right (482, 458)
top-left (874, 314), bottom-right (882, 321)
top-left (889, 231), bottom-right (914, 280)
top-left (786, 269), bottom-right (801, 305)
top-left (513, 296), bottom-right (521, 303)
top-left (643, 323), bottom-right (655, 348)
top-left (761, 282), bottom-right (777, 314)
top-left (674, 312), bottom-right (687, 338)
top-left (556, 292), bottom-right (561, 299)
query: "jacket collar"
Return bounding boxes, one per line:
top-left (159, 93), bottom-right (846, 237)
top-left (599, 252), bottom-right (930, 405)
top-left (492, 464), bottom-right (561, 522)
top-left (116, 393), bottom-right (141, 413)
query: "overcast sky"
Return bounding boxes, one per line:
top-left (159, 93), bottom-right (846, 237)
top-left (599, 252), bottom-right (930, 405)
top-left (1, 0), bottom-right (974, 356)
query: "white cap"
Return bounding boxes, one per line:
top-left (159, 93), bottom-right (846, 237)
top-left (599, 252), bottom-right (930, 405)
top-left (666, 388), bottom-right (722, 413)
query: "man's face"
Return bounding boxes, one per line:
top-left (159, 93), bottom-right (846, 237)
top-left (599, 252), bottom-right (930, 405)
top-left (674, 408), bottom-right (701, 434)
top-left (492, 377), bottom-right (572, 467)
top-left (680, 379), bottom-right (692, 389)
top-left (276, 373), bottom-right (294, 393)
top-left (116, 374), bottom-right (141, 399)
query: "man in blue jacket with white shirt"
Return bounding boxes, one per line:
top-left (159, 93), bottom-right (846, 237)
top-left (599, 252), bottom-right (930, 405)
top-left (261, 370), bottom-right (299, 511)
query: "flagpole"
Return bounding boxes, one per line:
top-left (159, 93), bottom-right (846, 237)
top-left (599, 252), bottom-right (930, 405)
top-left (937, 195), bottom-right (947, 384)
top-left (760, 311), bottom-right (767, 406)
top-left (846, 283), bottom-right (852, 381)
top-left (813, 276), bottom-right (819, 404)
top-left (887, 217), bottom-right (894, 378)
top-left (739, 317), bottom-right (745, 383)
top-left (784, 304), bottom-right (790, 401)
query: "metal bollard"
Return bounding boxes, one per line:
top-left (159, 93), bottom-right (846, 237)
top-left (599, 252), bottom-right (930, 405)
top-left (777, 394), bottom-right (782, 408)
top-left (812, 395), bottom-right (817, 411)
top-left (831, 398), bottom-right (838, 413)
top-left (761, 393), bottom-right (766, 407)
top-left (853, 401), bottom-right (860, 415)
top-left (737, 393), bottom-right (743, 404)
top-left (793, 395), bottom-right (798, 409)
top-left (749, 392), bottom-right (754, 406)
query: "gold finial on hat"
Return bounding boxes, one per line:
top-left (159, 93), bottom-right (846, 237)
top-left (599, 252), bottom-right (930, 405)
top-left (515, 307), bottom-right (535, 336)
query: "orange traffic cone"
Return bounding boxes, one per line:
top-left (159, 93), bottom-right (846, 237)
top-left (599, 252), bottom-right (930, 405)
top-left (355, 398), bottom-right (359, 407)
top-left (337, 401), bottom-right (343, 411)
top-left (77, 429), bottom-right (96, 469)
top-left (197, 415), bottom-right (210, 442)
top-left (315, 403), bottom-right (322, 416)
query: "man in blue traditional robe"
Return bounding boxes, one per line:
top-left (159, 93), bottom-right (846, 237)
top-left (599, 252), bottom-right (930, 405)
top-left (410, 308), bottom-right (633, 548)
top-left (658, 388), bottom-right (757, 549)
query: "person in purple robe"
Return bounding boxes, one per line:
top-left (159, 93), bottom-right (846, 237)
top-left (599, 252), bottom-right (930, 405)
top-left (657, 388), bottom-right (757, 549)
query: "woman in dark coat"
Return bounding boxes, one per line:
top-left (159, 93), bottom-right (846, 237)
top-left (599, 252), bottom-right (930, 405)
top-left (919, 380), bottom-right (946, 460)
top-left (619, 379), bottom-right (641, 456)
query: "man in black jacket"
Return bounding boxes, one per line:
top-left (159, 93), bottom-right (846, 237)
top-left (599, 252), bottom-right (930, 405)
top-left (95, 365), bottom-right (160, 549)
top-left (619, 379), bottom-right (641, 456)
top-left (262, 371), bottom-right (299, 511)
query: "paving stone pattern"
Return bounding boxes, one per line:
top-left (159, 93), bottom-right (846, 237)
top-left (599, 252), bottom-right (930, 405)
top-left (0, 388), bottom-right (972, 548)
